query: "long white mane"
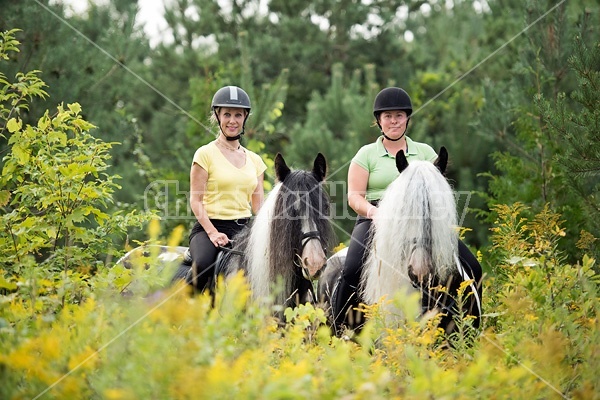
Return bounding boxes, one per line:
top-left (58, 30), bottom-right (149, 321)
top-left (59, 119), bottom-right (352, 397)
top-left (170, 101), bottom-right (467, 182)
top-left (245, 182), bottom-right (282, 300)
top-left (361, 160), bottom-right (458, 307)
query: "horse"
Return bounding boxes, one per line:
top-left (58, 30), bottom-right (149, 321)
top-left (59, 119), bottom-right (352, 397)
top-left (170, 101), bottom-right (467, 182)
top-left (318, 147), bottom-right (482, 336)
top-left (117, 153), bottom-right (336, 311)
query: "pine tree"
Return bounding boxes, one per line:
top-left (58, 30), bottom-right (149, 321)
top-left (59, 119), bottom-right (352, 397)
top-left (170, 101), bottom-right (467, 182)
top-left (535, 34), bottom-right (599, 260)
top-left (477, 5), bottom-right (600, 264)
top-left (284, 63), bottom-right (378, 242)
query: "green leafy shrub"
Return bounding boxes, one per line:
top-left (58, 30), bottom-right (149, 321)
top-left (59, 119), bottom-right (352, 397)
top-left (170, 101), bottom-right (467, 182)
top-left (0, 30), bottom-right (153, 310)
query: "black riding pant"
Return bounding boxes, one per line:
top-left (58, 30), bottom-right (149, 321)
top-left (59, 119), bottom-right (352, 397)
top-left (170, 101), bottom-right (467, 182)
top-left (332, 216), bottom-right (372, 327)
top-left (188, 219), bottom-right (248, 290)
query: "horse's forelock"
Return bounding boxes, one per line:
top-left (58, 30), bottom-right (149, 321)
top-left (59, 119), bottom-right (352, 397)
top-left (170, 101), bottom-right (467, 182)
top-left (273, 171), bottom-right (333, 248)
top-left (280, 170), bottom-right (329, 222)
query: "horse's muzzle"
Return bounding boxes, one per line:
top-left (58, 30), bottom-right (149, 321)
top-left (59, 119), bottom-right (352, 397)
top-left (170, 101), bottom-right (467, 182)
top-left (300, 260), bottom-right (327, 281)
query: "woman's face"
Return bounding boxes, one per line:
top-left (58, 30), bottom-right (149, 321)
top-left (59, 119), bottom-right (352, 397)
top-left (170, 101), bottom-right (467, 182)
top-left (379, 110), bottom-right (408, 139)
top-left (218, 107), bottom-right (247, 137)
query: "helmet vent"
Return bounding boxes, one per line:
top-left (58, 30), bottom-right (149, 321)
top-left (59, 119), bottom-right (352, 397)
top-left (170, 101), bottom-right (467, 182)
top-left (228, 86), bottom-right (238, 101)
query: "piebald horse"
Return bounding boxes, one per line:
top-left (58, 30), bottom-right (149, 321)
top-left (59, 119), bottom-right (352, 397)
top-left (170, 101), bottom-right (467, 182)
top-left (319, 147), bottom-right (482, 335)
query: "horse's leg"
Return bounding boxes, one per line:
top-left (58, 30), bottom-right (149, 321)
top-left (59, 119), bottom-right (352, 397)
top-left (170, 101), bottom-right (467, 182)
top-left (457, 240), bottom-right (483, 328)
top-left (292, 276), bottom-right (316, 307)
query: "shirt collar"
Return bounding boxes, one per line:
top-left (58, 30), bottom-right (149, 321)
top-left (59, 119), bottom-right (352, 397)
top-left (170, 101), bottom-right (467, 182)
top-left (376, 135), bottom-right (416, 157)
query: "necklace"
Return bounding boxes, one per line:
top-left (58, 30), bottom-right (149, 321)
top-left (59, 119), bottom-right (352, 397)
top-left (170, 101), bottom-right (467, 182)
top-left (216, 139), bottom-right (241, 152)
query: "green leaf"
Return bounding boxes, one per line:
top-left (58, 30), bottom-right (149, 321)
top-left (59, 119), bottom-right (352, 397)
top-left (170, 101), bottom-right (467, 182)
top-left (72, 118), bottom-right (96, 131)
top-left (6, 118), bottom-right (21, 133)
top-left (68, 102), bottom-right (82, 115)
top-left (0, 190), bottom-right (10, 207)
top-left (47, 130), bottom-right (67, 145)
top-left (0, 276), bottom-right (17, 290)
top-left (12, 145), bottom-right (30, 165)
top-left (67, 208), bottom-right (87, 224)
top-left (37, 115), bottom-right (50, 131)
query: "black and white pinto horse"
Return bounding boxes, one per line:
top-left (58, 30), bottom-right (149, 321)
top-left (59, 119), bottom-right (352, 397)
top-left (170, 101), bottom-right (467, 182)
top-left (215, 152), bottom-right (336, 309)
top-left (318, 147), bottom-right (482, 335)
top-left (117, 153), bottom-right (336, 310)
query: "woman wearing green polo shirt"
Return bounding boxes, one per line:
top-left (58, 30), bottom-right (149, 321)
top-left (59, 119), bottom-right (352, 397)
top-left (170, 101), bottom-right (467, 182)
top-left (331, 87), bottom-right (481, 334)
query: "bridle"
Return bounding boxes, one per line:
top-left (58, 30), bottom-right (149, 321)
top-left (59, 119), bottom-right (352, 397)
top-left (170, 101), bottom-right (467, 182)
top-left (295, 230), bottom-right (326, 280)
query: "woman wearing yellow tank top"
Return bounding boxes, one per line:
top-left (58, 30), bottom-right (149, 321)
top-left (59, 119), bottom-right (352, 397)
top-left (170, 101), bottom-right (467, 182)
top-left (188, 86), bottom-right (267, 291)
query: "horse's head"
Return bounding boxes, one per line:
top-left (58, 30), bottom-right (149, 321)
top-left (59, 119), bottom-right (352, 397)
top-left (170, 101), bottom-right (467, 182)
top-left (370, 146), bottom-right (456, 286)
top-left (273, 152), bottom-right (333, 280)
top-left (360, 146), bottom-right (481, 333)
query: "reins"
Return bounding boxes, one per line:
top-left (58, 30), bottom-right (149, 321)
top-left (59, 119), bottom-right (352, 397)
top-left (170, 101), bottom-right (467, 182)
top-left (218, 245), bottom-right (245, 257)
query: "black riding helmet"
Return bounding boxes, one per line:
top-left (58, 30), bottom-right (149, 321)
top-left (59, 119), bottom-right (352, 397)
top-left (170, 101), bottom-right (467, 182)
top-left (212, 86), bottom-right (251, 141)
top-left (373, 87), bottom-right (412, 141)
top-left (373, 87), bottom-right (412, 117)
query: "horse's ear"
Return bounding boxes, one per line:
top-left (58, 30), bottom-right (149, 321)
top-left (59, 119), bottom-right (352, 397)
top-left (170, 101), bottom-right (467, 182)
top-left (312, 153), bottom-right (327, 182)
top-left (275, 153), bottom-right (291, 182)
top-left (395, 150), bottom-right (409, 173)
top-left (434, 146), bottom-right (448, 174)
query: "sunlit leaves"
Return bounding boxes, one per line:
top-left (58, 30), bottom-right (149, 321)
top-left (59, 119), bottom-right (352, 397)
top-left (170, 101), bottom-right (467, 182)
top-left (0, 30), bottom-right (154, 289)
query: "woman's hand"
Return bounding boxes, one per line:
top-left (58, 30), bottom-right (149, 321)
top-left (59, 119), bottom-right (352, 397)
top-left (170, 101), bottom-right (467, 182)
top-left (367, 205), bottom-right (378, 220)
top-left (208, 231), bottom-right (229, 247)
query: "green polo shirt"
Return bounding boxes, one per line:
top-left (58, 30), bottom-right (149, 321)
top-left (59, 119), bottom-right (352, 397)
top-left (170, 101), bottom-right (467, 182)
top-left (351, 136), bottom-right (438, 201)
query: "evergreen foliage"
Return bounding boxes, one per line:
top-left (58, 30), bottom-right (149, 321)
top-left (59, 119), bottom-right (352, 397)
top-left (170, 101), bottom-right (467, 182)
top-left (535, 34), bottom-right (599, 260)
top-left (476, 6), bottom-right (599, 263)
top-left (284, 63), bottom-right (378, 240)
top-left (3, 1), bottom-right (597, 257)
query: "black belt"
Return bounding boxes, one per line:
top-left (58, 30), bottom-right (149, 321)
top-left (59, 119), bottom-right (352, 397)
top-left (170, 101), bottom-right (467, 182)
top-left (211, 218), bottom-right (250, 225)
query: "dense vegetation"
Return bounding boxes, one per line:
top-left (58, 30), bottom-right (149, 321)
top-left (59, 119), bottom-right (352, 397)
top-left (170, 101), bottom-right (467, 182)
top-left (1, 0), bottom-right (599, 397)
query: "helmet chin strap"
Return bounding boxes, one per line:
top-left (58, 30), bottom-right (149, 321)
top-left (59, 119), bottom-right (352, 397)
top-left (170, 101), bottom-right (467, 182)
top-left (382, 132), bottom-right (404, 142)
top-left (225, 132), bottom-right (243, 141)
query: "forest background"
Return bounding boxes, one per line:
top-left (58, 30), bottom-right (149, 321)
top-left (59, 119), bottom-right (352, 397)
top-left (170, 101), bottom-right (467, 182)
top-left (1, 0), bottom-right (598, 261)
top-left (1, 0), bottom-right (599, 398)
